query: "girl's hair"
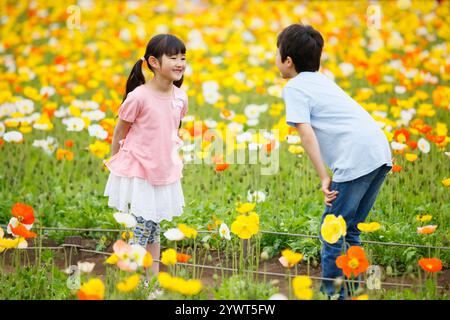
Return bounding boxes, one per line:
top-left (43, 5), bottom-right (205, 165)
top-left (122, 34), bottom-right (186, 102)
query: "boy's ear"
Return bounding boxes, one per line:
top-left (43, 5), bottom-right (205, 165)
top-left (285, 56), bottom-right (294, 67)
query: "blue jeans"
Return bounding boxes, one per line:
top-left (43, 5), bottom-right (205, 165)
top-left (319, 164), bottom-right (392, 299)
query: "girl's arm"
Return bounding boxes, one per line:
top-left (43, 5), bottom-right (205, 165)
top-left (111, 118), bottom-right (132, 157)
top-left (295, 123), bottom-right (339, 206)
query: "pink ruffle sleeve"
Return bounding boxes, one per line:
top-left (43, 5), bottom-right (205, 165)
top-left (118, 91), bottom-right (142, 123)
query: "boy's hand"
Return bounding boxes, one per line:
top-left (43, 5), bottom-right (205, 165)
top-left (321, 176), bottom-right (339, 207)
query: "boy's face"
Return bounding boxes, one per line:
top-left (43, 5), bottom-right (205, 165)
top-left (275, 48), bottom-right (297, 79)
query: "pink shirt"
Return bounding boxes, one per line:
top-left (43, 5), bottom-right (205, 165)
top-left (104, 84), bottom-right (188, 186)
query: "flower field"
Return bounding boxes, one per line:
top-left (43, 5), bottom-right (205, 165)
top-left (0, 0), bottom-right (449, 300)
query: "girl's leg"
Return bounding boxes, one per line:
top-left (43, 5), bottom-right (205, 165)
top-left (146, 242), bottom-right (160, 277)
top-left (144, 219), bottom-right (161, 280)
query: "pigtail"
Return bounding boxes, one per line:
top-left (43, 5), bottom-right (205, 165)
top-left (173, 75), bottom-right (184, 88)
top-left (122, 59), bottom-right (147, 103)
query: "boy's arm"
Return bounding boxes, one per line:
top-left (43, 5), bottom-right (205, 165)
top-left (295, 123), bottom-right (339, 206)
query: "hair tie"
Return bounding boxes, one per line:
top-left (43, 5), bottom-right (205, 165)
top-left (141, 57), bottom-right (145, 62)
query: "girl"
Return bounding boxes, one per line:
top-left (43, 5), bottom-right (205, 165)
top-left (103, 34), bottom-right (188, 288)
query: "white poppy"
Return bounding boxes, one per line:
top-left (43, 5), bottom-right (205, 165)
top-left (445, 151), bottom-right (450, 158)
top-left (218, 223), bottom-right (231, 240)
top-left (247, 190), bottom-right (266, 203)
top-left (163, 228), bottom-right (185, 241)
top-left (204, 119), bottom-right (217, 128)
top-left (17, 238), bottom-right (28, 249)
top-left (418, 138), bottom-right (430, 154)
top-left (3, 131), bottom-right (23, 143)
top-left (0, 121), bottom-right (5, 137)
top-left (227, 122), bottom-right (243, 133)
top-left (244, 104), bottom-right (262, 119)
top-left (268, 293), bottom-right (288, 300)
top-left (113, 212), bottom-right (137, 228)
top-left (286, 135), bottom-right (301, 144)
top-left (64, 117), bottom-right (85, 132)
top-left (391, 141), bottom-right (407, 150)
top-left (339, 62), bottom-right (355, 77)
top-left (236, 132), bottom-right (253, 144)
top-left (88, 124), bottom-right (108, 140)
top-left (77, 261), bottom-right (95, 273)
top-left (246, 118), bottom-right (259, 126)
top-left (16, 98), bottom-right (35, 115)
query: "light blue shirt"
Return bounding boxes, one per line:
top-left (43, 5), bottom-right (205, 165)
top-left (283, 71), bottom-right (392, 182)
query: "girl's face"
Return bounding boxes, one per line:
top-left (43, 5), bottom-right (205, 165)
top-left (151, 53), bottom-right (186, 81)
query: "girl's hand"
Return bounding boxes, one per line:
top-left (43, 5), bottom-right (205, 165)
top-left (321, 176), bottom-right (339, 207)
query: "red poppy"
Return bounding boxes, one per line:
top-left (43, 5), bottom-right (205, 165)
top-left (418, 258), bottom-right (442, 273)
top-left (10, 223), bottom-right (37, 238)
top-left (265, 140), bottom-right (276, 153)
top-left (65, 140), bottom-right (74, 148)
top-left (11, 203), bottom-right (35, 224)
top-left (176, 253), bottom-right (192, 263)
top-left (406, 141), bottom-right (418, 149)
top-left (393, 128), bottom-right (410, 143)
top-left (335, 246), bottom-right (369, 278)
top-left (215, 163), bottom-right (229, 172)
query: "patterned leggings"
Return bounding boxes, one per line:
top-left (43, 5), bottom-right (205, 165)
top-left (130, 215), bottom-right (160, 246)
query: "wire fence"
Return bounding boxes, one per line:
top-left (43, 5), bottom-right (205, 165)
top-left (1, 224), bottom-right (447, 292)
top-left (2, 224), bottom-right (448, 251)
top-left (3, 244), bottom-right (444, 290)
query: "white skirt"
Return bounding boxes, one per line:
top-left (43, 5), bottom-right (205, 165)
top-left (103, 171), bottom-right (185, 223)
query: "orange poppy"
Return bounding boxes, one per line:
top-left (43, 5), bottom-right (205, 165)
top-left (335, 246), bottom-right (369, 278)
top-left (176, 253), bottom-right (192, 263)
top-left (417, 225), bottom-right (437, 235)
top-left (215, 163), bottom-right (229, 172)
top-left (418, 258), bottom-right (442, 273)
top-left (10, 223), bottom-right (37, 238)
top-left (392, 165), bottom-right (402, 172)
top-left (11, 203), bottom-right (35, 224)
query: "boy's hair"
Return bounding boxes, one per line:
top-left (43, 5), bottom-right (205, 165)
top-left (277, 24), bottom-right (324, 73)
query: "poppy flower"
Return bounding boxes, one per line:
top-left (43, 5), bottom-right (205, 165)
top-left (321, 215), bottom-right (347, 244)
top-left (161, 248), bottom-right (177, 266)
top-left (230, 214), bottom-right (259, 239)
top-left (292, 275), bottom-right (313, 300)
top-left (357, 222), bottom-right (381, 233)
top-left (336, 246), bottom-right (369, 278)
top-left (176, 253), bottom-right (192, 263)
top-left (215, 163), bottom-right (229, 172)
top-left (77, 278), bottom-right (105, 300)
top-left (116, 274), bottom-right (140, 292)
top-left (9, 223), bottom-right (37, 238)
top-left (11, 203), bottom-right (35, 224)
top-left (278, 249), bottom-right (303, 268)
top-left (418, 258), bottom-right (442, 273)
top-left (392, 164), bottom-right (402, 172)
top-left (417, 225), bottom-right (437, 235)
top-left (393, 128), bottom-right (410, 143)
top-left (405, 153), bottom-right (418, 162)
top-left (178, 224), bottom-right (198, 239)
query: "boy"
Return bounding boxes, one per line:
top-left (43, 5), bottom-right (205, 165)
top-left (276, 24), bottom-right (392, 299)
